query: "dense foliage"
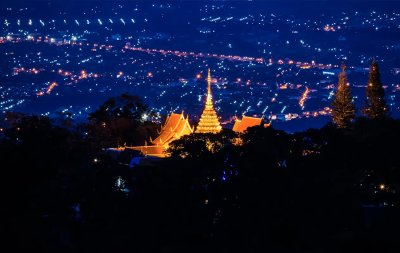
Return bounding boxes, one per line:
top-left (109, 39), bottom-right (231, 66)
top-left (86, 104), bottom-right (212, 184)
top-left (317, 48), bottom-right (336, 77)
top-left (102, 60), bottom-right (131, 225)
top-left (1, 97), bottom-right (400, 252)
top-left (87, 93), bottom-right (158, 147)
top-left (331, 66), bottom-right (356, 128)
top-left (363, 60), bottom-right (389, 119)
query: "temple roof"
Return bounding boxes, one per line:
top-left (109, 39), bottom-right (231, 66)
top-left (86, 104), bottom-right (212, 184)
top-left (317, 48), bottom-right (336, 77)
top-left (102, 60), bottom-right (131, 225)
top-left (128, 145), bottom-right (166, 158)
top-left (127, 112), bottom-right (193, 158)
top-left (152, 112), bottom-right (193, 146)
top-left (232, 115), bottom-right (263, 133)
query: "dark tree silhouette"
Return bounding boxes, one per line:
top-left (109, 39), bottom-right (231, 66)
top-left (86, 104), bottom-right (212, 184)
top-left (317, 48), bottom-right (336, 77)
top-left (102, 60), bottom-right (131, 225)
top-left (87, 93), bottom-right (158, 147)
top-left (168, 129), bottom-right (236, 158)
top-left (363, 60), bottom-right (389, 119)
top-left (89, 93), bottom-right (148, 122)
top-left (2, 100), bottom-right (400, 253)
top-left (331, 65), bottom-right (355, 128)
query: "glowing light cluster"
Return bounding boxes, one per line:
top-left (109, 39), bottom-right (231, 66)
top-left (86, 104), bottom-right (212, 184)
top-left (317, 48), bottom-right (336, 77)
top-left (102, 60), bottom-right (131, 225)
top-left (125, 46), bottom-right (265, 64)
top-left (299, 87), bottom-right (310, 108)
top-left (46, 82), bottom-right (58, 94)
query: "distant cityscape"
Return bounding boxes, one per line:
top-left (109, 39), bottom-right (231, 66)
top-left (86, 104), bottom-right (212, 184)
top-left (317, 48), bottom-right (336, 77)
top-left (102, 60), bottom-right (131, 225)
top-left (3, 2), bottom-right (400, 252)
top-left (1, 1), bottom-right (399, 131)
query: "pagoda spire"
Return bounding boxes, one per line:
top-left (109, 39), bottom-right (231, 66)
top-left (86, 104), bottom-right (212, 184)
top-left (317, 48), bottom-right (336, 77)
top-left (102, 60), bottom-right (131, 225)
top-left (207, 68), bottom-right (211, 97)
top-left (196, 69), bottom-right (222, 134)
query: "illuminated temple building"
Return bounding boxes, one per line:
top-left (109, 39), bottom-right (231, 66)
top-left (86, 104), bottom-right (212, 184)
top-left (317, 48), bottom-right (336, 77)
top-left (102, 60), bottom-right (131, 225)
top-left (124, 69), bottom-right (267, 157)
top-left (232, 115), bottom-right (263, 133)
top-left (195, 69), bottom-right (222, 133)
top-left (128, 112), bottom-right (193, 157)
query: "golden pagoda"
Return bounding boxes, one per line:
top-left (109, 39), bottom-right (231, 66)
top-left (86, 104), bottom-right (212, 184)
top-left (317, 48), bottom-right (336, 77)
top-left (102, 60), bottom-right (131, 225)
top-left (195, 69), bottom-right (222, 134)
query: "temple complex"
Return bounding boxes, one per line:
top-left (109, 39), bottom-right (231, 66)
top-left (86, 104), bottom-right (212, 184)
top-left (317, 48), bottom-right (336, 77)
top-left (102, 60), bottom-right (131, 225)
top-left (121, 69), bottom-right (269, 157)
top-left (195, 69), bottom-right (222, 134)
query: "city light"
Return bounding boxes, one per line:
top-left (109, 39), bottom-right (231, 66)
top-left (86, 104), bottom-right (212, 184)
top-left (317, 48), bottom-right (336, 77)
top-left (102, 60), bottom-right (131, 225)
top-left (299, 87), bottom-right (310, 109)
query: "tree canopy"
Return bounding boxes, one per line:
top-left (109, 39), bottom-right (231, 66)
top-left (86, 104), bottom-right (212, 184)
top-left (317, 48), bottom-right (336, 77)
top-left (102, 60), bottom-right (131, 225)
top-left (363, 60), bottom-right (389, 119)
top-left (87, 93), bottom-right (158, 147)
top-left (331, 65), bottom-right (355, 128)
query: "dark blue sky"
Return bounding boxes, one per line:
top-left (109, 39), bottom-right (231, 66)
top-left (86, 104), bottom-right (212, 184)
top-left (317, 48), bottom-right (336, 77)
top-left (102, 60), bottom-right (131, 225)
top-left (1, 0), bottom-right (397, 3)
top-left (1, 0), bottom-right (399, 8)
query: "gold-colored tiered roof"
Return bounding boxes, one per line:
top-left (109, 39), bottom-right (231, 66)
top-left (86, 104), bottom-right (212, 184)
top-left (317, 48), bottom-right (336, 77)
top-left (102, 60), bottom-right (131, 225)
top-left (128, 112), bottom-right (193, 157)
top-left (232, 115), bottom-right (263, 133)
top-left (152, 112), bottom-right (193, 146)
top-left (195, 69), bottom-right (222, 134)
